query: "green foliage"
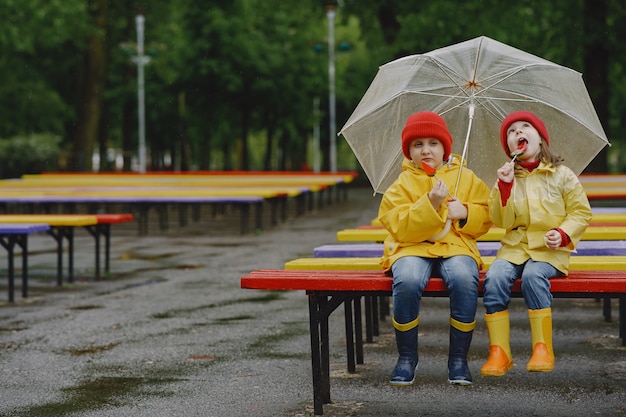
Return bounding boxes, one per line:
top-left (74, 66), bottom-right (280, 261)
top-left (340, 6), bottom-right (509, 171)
top-left (0, 0), bottom-right (624, 174)
top-left (0, 133), bottom-right (61, 178)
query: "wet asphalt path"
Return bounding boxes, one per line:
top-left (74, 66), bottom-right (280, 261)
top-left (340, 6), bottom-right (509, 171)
top-left (0, 186), bottom-right (625, 417)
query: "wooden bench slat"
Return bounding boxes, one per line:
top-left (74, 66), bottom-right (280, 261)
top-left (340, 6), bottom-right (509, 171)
top-left (0, 214), bottom-right (98, 226)
top-left (241, 269), bottom-right (626, 293)
top-left (314, 240), bottom-right (626, 258)
top-left (337, 226), bottom-right (626, 242)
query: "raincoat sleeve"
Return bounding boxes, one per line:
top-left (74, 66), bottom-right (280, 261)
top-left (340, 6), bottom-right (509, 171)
top-left (488, 182), bottom-right (516, 229)
top-left (378, 176), bottom-right (448, 243)
top-left (453, 172), bottom-right (492, 239)
top-left (557, 167), bottom-right (592, 248)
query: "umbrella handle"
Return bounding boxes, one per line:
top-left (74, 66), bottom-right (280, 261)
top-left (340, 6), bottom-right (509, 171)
top-left (454, 105), bottom-right (475, 197)
top-left (427, 218), bottom-right (452, 241)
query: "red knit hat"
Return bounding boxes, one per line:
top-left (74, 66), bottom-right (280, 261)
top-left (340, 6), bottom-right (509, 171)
top-left (401, 112), bottom-right (453, 161)
top-left (499, 111), bottom-right (550, 156)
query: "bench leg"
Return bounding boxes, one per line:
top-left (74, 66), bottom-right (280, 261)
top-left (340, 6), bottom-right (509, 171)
top-left (308, 292), bottom-right (349, 416)
top-left (47, 228), bottom-right (65, 286)
top-left (619, 295), bottom-right (626, 346)
top-left (280, 196), bottom-right (287, 223)
top-left (269, 198), bottom-right (278, 227)
top-left (344, 296), bottom-right (356, 373)
top-left (104, 224), bottom-right (111, 274)
top-left (84, 225), bottom-right (101, 280)
top-left (372, 296), bottom-right (380, 336)
top-left (309, 293), bottom-right (326, 416)
top-left (354, 296), bottom-right (364, 365)
top-left (178, 203), bottom-right (188, 227)
top-left (0, 236), bottom-right (16, 302)
top-left (364, 295), bottom-right (374, 343)
top-left (240, 204), bottom-right (249, 235)
top-left (67, 227), bottom-right (74, 283)
top-left (603, 296), bottom-right (612, 322)
top-left (380, 295), bottom-right (390, 321)
top-left (19, 235), bottom-right (28, 298)
top-left (254, 201), bottom-right (263, 232)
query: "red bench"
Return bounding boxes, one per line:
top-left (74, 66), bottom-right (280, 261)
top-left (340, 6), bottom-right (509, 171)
top-left (241, 269), bottom-right (626, 415)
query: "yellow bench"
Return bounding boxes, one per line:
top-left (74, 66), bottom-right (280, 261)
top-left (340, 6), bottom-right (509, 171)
top-left (337, 226), bottom-right (626, 243)
top-left (369, 213), bottom-right (626, 227)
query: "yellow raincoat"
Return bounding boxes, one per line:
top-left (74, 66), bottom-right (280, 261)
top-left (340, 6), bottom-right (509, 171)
top-left (378, 155), bottom-right (492, 272)
top-left (489, 162), bottom-right (592, 274)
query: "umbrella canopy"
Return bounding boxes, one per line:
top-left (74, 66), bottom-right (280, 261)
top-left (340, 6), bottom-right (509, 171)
top-left (339, 36), bottom-right (610, 194)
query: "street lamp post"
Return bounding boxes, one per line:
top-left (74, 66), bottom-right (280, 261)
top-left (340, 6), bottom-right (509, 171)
top-left (134, 13), bottom-right (149, 173)
top-left (324, 1), bottom-right (338, 173)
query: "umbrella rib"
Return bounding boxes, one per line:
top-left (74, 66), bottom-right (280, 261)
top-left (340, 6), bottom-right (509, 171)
top-left (428, 57), bottom-right (473, 101)
top-left (473, 63), bottom-right (565, 99)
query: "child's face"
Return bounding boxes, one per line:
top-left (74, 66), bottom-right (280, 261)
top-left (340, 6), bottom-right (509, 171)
top-left (408, 137), bottom-right (445, 169)
top-left (505, 120), bottom-right (541, 162)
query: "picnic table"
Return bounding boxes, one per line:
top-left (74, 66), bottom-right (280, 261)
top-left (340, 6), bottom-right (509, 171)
top-left (0, 171), bottom-right (358, 235)
top-left (0, 214), bottom-right (134, 288)
top-left (0, 223), bottom-right (50, 301)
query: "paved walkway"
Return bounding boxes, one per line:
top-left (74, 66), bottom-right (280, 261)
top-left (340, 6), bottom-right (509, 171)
top-left (1, 186), bottom-right (625, 416)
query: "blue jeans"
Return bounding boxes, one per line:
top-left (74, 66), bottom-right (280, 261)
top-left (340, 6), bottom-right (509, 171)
top-left (391, 255), bottom-right (479, 324)
top-left (483, 258), bottom-right (564, 314)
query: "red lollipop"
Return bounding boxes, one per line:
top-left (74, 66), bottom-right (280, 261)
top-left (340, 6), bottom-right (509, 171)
top-left (421, 161), bottom-right (437, 176)
top-left (511, 142), bottom-right (526, 161)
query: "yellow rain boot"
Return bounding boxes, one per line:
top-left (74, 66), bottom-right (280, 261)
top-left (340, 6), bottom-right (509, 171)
top-left (527, 308), bottom-right (554, 372)
top-left (481, 310), bottom-right (514, 377)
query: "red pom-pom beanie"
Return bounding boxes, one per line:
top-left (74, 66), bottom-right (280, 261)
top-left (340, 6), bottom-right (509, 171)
top-left (500, 111), bottom-right (550, 156)
top-left (401, 111), bottom-right (453, 161)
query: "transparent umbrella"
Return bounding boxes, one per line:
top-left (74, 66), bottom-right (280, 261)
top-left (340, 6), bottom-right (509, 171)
top-left (339, 36), bottom-right (611, 194)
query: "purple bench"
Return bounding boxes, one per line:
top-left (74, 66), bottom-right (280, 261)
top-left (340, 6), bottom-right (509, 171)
top-left (314, 240), bottom-right (626, 258)
top-left (0, 223), bottom-right (50, 302)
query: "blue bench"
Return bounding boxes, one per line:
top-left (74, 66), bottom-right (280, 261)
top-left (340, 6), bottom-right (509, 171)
top-left (0, 223), bottom-right (50, 302)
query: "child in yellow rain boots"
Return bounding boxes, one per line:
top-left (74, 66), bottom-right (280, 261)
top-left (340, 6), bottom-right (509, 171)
top-left (378, 112), bottom-right (492, 385)
top-left (481, 111), bottom-right (591, 376)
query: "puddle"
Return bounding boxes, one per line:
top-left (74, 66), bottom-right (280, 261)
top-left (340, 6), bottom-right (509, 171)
top-left (67, 304), bottom-right (103, 311)
top-left (13, 374), bottom-right (184, 417)
top-left (187, 354), bottom-right (216, 361)
top-left (248, 321), bottom-right (309, 360)
top-left (173, 263), bottom-right (204, 270)
top-left (66, 342), bottom-right (120, 356)
top-left (215, 314), bottom-right (254, 323)
top-left (149, 293), bottom-right (284, 319)
top-left (0, 326), bottom-right (27, 332)
top-left (119, 250), bottom-right (178, 261)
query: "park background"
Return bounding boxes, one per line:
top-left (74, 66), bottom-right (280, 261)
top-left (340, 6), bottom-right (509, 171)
top-left (1, 0), bottom-right (624, 179)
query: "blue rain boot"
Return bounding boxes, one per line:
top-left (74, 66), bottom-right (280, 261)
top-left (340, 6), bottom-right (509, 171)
top-left (390, 317), bottom-right (419, 386)
top-left (448, 317), bottom-right (476, 385)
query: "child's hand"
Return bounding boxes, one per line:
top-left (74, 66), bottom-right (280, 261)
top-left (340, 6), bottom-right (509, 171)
top-left (447, 197), bottom-right (467, 220)
top-left (497, 161), bottom-right (515, 183)
top-left (428, 179), bottom-right (449, 209)
top-left (544, 229), bottom-right (562, 250)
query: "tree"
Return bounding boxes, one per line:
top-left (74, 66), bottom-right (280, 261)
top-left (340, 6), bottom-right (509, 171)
top-left (69, 0), bottom-right (109, 171)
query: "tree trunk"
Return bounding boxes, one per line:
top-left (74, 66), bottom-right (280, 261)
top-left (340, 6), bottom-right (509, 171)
top-left (583, 0), bottom-right (609, 173)
top-left (70, 0), bottom-right (108, 171)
